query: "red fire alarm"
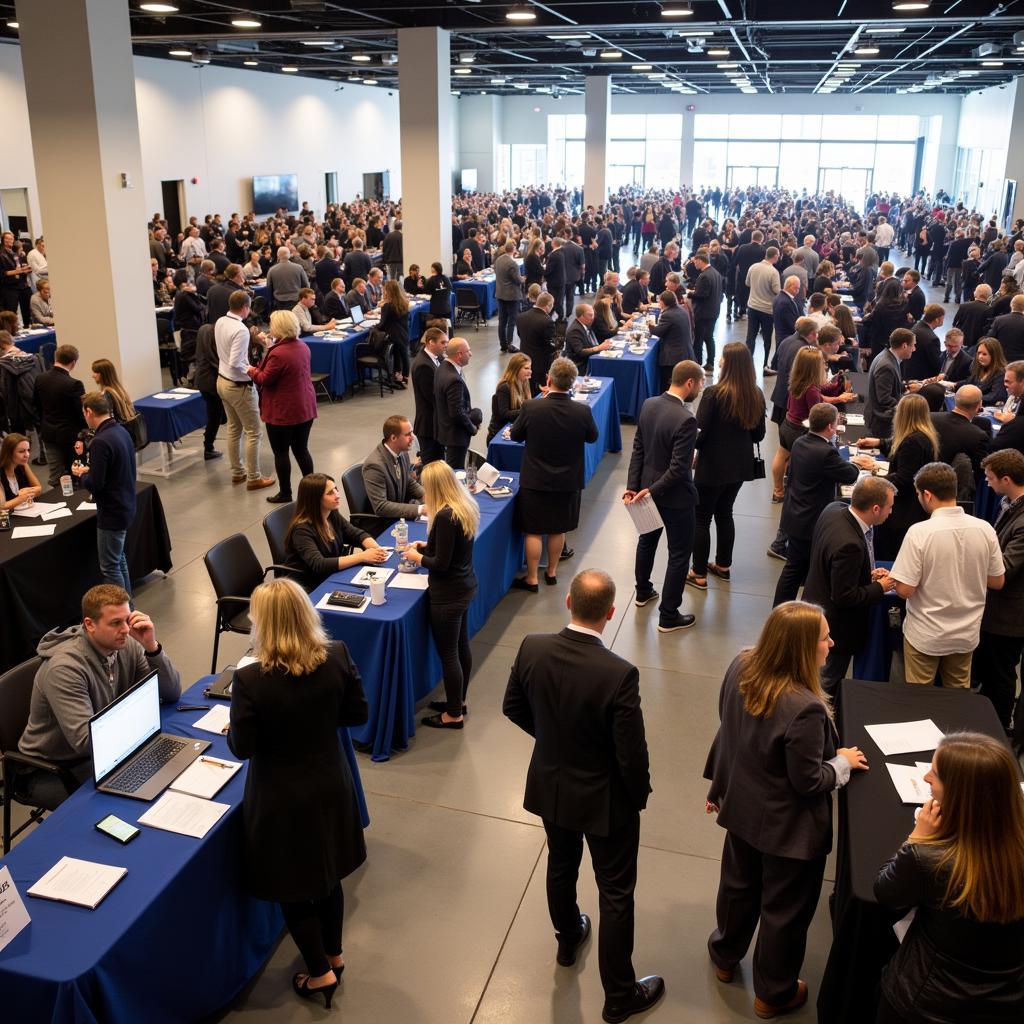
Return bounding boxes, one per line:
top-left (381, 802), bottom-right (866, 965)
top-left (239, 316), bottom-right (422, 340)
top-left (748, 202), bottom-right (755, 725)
top-left (190, 177), bottom-right (199, 185)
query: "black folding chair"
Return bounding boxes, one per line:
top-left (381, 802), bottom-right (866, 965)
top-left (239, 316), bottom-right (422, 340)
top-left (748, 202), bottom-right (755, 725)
top-left (454, 288), bottom-right (486, 329)
top-left (355, 339), bottom-right (395, 398)
top-left (340, 463), bottom-right (396, 536)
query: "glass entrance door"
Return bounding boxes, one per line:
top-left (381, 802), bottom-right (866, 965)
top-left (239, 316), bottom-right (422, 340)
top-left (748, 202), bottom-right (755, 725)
top-left (818, 167), bottom-right (872, 204)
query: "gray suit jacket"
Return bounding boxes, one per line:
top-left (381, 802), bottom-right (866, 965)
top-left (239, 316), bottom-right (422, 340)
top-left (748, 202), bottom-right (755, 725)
top-left (493, 253), bottom-right (523, 302)
top-left (361, 443), bottom-right (424, 520)
top-left (981, 498), bottom-right (1024, 636)
top-left (864, 349), bottom-right (904, 436)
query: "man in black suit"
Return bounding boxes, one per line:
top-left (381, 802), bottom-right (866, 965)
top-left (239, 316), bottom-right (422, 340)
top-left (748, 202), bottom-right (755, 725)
top-left (621, 270), bottom-right (650, 315)
top-left (625, 360), bottom-right (704, 633)
top-left (902, 269), bottom-right (927, 323)
top-left (33, 343), bottom-right (86, 487)
top-left (346, 278), bottom-right (373, 315)
top-left (936, 328), bottom-right (972, 383)
top-left (802, 478), bottom-right (897, 693)
top-left (990, 293), bottom-right (1024, 362)
top-left (341, 240), bottom-right (373, 286)
top-left (952, 283), bottom-right (993, 349)
top-left (689, 250), bottom-right (723, 371)
top-left (905, 304), bottom-right (944, 382)
top-left (731, 230), bottom-right (766, 320)
top-left (650, 291), bottom-right (694, 393)
top-left (543, 239), bottom-right (569, 320)
top-left (433, 337), bottom-right (481, 470)
top-left (516, 292), bottom-right (558, 393)
top-left (563, 303), bottom-right (612, 371)
top-left (205, 264), bottom-right (247, 326)
top-left (410, 326), bottom-right (447, 466)
top-left (314, 248), bottom-right (341, 297)
top-left (648, 242), bottom-right (678, 297)
top-left (931, 384), bottom-right (992, 478)
top-left (773, 404), bottom-right (875, 606)
top-left (503, 569), bottom-right (664, 1024)
top-left (865, 328), bottom-right (915, 437)
top-left (771, 278), bottom-right (803, 357)
top-left (562, 231), bottom-right (587, 310)
top-left (322, 278), bottom-right (351, 321)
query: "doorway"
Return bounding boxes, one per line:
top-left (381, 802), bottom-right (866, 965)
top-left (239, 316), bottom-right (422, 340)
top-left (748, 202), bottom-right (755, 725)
top-left (0, 188), bottom-right (32, 240)
top-left (362, 171), bottom-right (390, 201)
top-left (817, 167), bottom-right (871, 205)
top-left (160, 180), bottom-right (185, 240)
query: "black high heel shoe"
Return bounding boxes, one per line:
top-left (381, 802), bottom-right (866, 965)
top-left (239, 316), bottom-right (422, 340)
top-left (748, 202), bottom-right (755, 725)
top-left (292, 973), bottom-right (339, 1009)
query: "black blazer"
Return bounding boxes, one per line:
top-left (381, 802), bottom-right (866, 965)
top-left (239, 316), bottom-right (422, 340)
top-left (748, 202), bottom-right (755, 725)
top-left (802, 502), bottom-right (885, 652)
top-left (874, 430), bottom-right (934, 560)
top-left (930, 410), bottom-right (991, 478)
top-left (204, 281), bottom-right (237, 327)
top-left (323, 291), bottom-right (350, 321)
top-left (906, 322), bottom-right (942, 380)
top-left (314, 256), bottom-right (341, 295)
top-left (420, 505), bottom-right (477, 605)
top-left (227, 642), bottom-right (368, 903)
top-left (193, 324), bottom-right (218, 394)
top-left (562, 240), bottom-right (586, 284)
top-left (694, 385), bottom-right (766, 487)
top-left (433, 359), bottom-right (478, 447)
top-left (651, 304), bottom-right (694, 367)
top-left (704, 654), bottom-right (839, 861)
top-left (938, 347), bottom-right (972, 383)
top-left (284, 512), bottom-right (370, 591)
top-left (173, 289), bottom-right (206, 333)
top-left (543, 247), bottom-right (567, 290)
top-left (563, 319), bottom-right (599, 372)
top-left (865, 348), bottom-right (905, 436)
top-left (503, 627), bottom-right (650, 836)
top-left (627, 392), bottom-right (698, 509)
top-left (486, 382), bottom-right (526, 443)
top-left (952, 299), bottom-right (992, 349)
top-left (523, 251), bottom-right (545, 287)
top-left (410, 349), bottom-right (439, 441)
top-left (379, 301), bottom-right (409, 348)
top-left (990, 311), bottom-right (1024, 362)
top-left (33, 367), bottom-right (85, 446)
top-left (621, 278), bottom-right (648, 314)
top-left (905, 285), bottom-right (926, 323)
top-left (342, 250), bottom-right (372, 284)
top-left (781, 433), bottom-right (860, 540)
top-left (515, 306), bottom-right (558, 369)
top-left (691, 265), bottom-right (723, 322)
top-left (993, 410), bottom-right (1024, 454)
top-left (510, 392), bottom-right (597, 492)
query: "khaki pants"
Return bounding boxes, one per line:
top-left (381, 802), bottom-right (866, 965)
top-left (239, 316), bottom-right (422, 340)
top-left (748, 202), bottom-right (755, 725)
top-left (903, 640), bottom-right (972, 688)
top-left (216, 377), bottom-right (263, 480)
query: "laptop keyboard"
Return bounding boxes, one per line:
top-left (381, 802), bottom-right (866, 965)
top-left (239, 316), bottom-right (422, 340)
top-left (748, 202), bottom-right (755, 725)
top-left (105, 736), bottom-right (187, 793)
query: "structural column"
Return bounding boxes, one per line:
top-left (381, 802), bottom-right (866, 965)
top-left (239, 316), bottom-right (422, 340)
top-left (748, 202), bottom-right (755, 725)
top-left (583, 76), bottom-right (610, 209)
top-left (680, 110), bottom-right (696, 190)
top-left (16, 0), bottom-right (161, 398)
top-left (398, 27), bottom-right (454, 273)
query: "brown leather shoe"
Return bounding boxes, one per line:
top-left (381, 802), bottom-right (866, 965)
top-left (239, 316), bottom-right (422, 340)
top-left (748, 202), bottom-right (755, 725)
top-left (231, 474), bottom-right (246, 484)
top-left (246, 476), bottom-right (276, 491)
top-left (754, 980), bottom-right (808, 1019)
top-left (711, 959), bottom-right (734, 983)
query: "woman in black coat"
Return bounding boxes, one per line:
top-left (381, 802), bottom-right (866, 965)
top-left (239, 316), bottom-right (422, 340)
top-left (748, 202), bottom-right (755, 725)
top-left (379, 279), bottom-right (411, 386)
top-left (424, 262), bottom-right (453, 320)
top-left (228, 578), bottom-right (370, 1009)
top-left (524, 238), bottom-right (545, 289)
top-left (284, 473), bottom-right (388, 590)
top-left (861, 279), bottom-right (910, 360)
top-left (486, 353), bottom-right (533, 443)
top-left (874, 732), bottom-right (1024, 1024)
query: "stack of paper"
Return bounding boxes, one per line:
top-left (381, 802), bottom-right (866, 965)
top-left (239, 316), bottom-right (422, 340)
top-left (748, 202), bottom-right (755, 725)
top-left (28, 856), bottom-right (127, 909)
top-left (885, 762), bottom-right (933, 804)
top-left (12, 501), bottom-right (66, 519)
top-left (865, 719), bottom-right (944, 756)
top-left (138, 791), bottom-right (230, 839)
top-left (170, 756), bottom-right (242, 799)
top-left (193, 704), bottom-right (231, 735)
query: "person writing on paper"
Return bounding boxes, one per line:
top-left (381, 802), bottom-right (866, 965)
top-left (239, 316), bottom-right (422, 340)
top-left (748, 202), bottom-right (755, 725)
top-left (486, 353), bottom-right (534, 443)
top-left (361, 415), bottom-right (425, 521)
top-left (704, 601), bottom-right (868, 1020)
top-left (284, 473), bottom-right (387, 591)
top-left (0, 432), bottom-right (42, 510)
top-left (228, 579), bottom-right (368, 1010)
top-left (16, 584), bottom-right (181, 810)
top-left (402, 461), bottom-right (479, 731)
top-left (873, 732), bottom-right (1024, 1024)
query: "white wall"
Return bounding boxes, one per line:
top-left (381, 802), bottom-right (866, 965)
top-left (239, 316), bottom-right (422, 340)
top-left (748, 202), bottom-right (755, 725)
top-left (0, 41), bottom-right (403, 229)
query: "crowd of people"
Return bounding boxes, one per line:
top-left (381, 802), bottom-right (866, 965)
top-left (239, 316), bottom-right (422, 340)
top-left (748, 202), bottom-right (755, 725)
top-left (4, 181), bottom-right (1024, 1024)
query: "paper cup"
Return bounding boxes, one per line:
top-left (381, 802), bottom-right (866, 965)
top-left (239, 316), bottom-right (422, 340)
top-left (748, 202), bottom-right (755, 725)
top-left (369, 578), bottom-right (387, 605)
top-left (60, 475), bottom-right (73, 497)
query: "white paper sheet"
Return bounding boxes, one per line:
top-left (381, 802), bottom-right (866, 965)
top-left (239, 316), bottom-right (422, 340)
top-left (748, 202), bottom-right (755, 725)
top-left (865, 719), bottom-right (944, 756)
top-left (0, 865), bottom-right (31, 952)
top-left (170, 387), bottom-right (199, 394)
top-left (27, 856), bottom-right (126, 909)
top-left (475, 462), bottom-right (500, 487)
top-left (137, 791), bottom-right (230, 839)
top-left (315, 592), bottom-right (369, 614)
top-left (41, 507), bottom-right (73, 521)
top-left (152, 392), bottom-right (190, 400)
top-left (12, 501), bottom-right (65, 518)
top-left (192, 704), bottom-right (231, 735)
top-left (169, 756), bottom-right (242, 800)
top-left (10, 524), bottom-right (56, 539)
top-left (388, 572), bottom-right (430, 590)
top-left (77, 501), bottom-right (98, 511)
top-left (885, 762), bottom-right (932, 804)
top-left (351, 565), bottom-right (394, 586)
top-left (844, 413), bottom-right (865, 425)
top-left (625, 494), bottom-right (665, 535)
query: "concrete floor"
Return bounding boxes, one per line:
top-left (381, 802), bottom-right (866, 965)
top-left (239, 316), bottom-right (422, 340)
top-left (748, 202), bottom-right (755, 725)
top-left (11, 251), bottom-right (956, 1023)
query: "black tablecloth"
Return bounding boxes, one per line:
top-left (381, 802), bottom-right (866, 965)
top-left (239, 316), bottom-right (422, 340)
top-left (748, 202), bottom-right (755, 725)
top-left (0, 483), bottom-right (173, 672)
top-left (816, 679), bottom-right (1007, 1024)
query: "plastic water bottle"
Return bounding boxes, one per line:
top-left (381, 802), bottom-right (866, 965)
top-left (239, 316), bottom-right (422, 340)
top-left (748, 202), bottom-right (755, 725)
top-left (392, 518), bottom-right (408, 552)
top-left (465, 463), bottom-right (477, 492)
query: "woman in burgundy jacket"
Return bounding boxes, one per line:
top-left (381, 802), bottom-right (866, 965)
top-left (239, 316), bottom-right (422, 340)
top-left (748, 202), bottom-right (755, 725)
top-left (247, 309), bottom-right (317, 503)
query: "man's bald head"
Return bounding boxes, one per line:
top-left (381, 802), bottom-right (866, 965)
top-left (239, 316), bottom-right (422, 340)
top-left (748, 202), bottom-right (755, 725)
top-left (567, 569), bottom-right (616, 628)
top-left (975, 284), bottom-right (993, 301)
top-left (954, 384), bottom-right (983, 414)
top-left (784, 276), bottom-right (802, 295)
top-left (446, 337), bottom-right (470, 359)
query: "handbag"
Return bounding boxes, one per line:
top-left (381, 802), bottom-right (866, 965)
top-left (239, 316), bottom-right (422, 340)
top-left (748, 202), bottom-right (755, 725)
top-left (749, 442), bottom-right (766, 481)
top-left (123, 413), bottom-right (149, 452)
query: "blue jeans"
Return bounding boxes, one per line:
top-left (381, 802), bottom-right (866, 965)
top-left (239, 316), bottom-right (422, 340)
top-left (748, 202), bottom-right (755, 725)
top-left (98, 527), bottom-right (131, 593)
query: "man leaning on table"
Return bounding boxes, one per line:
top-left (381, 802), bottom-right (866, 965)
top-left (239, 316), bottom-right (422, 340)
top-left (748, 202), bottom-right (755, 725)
top-left (888, 461), bottom-right (1004, 688)
top-left (15, 584), bottom-right (181, 811)
top-left (362, 415), bottom-right (425, 521)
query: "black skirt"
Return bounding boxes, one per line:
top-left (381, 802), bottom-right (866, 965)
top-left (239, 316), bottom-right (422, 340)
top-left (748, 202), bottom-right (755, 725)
top-left (778, 418), bottom-right (807, 452)
top-left (516, 486), bottom-right (581, 534)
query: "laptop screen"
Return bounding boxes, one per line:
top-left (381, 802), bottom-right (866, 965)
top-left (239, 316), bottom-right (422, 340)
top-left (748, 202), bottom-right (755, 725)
top-left (90, 672), bottom-right (160, 783)
top-left (350, 303), bottom-right (364, 326)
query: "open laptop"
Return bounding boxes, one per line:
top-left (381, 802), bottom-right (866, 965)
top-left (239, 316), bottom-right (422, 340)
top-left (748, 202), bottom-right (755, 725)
top-left (349, 303), bottom-right (365, 327)
top-left (89, 672), bottom-right (209, 801)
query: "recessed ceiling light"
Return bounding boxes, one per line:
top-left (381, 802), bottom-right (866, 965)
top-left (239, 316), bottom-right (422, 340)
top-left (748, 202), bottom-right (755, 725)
top-left (243, 59), bottom-right (259, 66)
top-left (513, 81), bottom-right (529, 88)
top-left (362, 77), bottom-right (378, 85)
top-left (600, 50), bottom-right (622, 59)
top-left (981, 60), bottom-right (1004, 66)
top-left (352, 54), bottom-right (372, 62)
top-left (454, 67), bottom-right (473, 75)
top-left (661, 4), bottom-right (694, 15)
top-left (301, 40), bottom-right (329, 47)
top-left (506, 4), bottom-right (537, 20)
top-left (820, 87), bottom-right (835, 93)
top-left (676, 30), bottom-right (707, 36)
top-left (892, 1), bottom-right (929, 9)
top-left (854, 46), bottom-right (881, 55)
top-left (459, 53), bottom-right (475, 63)
top-left (707, 48), bottom-right (730, 56)
top-left (282, 66), bottom-right (298, 73)
top-left (140, 3), bottom-right (179, 11)
top-left (632, 64), bottom-right (653, 71)
top-left (169, 48), bottom-right (191, 56)
top-left (677, 87), bottom-right (696, 94)
top-left (348, 75), bottom-right (362, 82)
top-left (741, 87), bottom-right (757, 93)
top-left (231, 18), bottom-right (261, 28)
top-left (838, 61), bottom-right (861, 67)
top-left (452, 89), bottom-right (461, 95)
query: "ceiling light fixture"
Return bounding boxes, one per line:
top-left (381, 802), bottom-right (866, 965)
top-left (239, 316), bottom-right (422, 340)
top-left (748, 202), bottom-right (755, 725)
top-left (647, 72), bottom-right (667, 78)
top-left (854, 46), bottom-right (881, 55)
top-left (6, 21), bottom-right (17, 28)
top-left (348, 75), bottom-right (362, 82)
top-left (892, 1), bottom-right (930, 9)
top-left (169, 48), bottom-right (191, 56)
top-left (243, 59), bottom-right (259, 66)
top-left (718, 62), bottom-right (739, 68)
top-left (600, 50), bottom-right (623, 59)
top-left (454, 67), bottom-right (473, 75)
top-left (352, 53), bottom-right (372, 62)
top-left (661, 3), bottom-right (694, 15)
top-left (231, 18), bottom-right (261, 28)
top-left (866, 26), bottom-right (906, 33)
top-left (741, 87), bottom-right (757, 93)
top-left (506, 4), bottom-right (537, 21)
top-left (140, 3), bottom-right (179, 11)
top-left (491, 77), bottom-right (507, 84)
top-left (513, 81), bottom-right (529, 88)
top-left (707, 48), bottom-right (730, 56)
top-left (459, 53), bottom-right (475, 63)
top-left (546, 33), bottom-right (590, 39)
top-left (981, 60), bottom-right (1004, 66)
top-left (632, 63), bottom-right (653, 70)
top-left (452, 89), bottom-right (461, 96)
top-left (362, 77), bottom-right (378, 85)
top-left (282, 66), bottom-right (298, 73)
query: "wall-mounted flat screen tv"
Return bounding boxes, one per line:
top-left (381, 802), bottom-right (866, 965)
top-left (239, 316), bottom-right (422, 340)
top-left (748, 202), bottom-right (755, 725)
top-left (253, 174), bottom-right (299, 215)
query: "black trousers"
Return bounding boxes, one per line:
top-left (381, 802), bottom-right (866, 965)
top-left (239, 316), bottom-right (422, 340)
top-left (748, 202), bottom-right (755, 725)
top-left (200, 388), bottom-right (225, 452)
top-left (418, 436), bottom-right (444, 466)
top-left (973, 629), bottom-right (1024, 729)
top-left (444, 444), bottom-right (468, 471)
top-left (280, 883), bottom-right (343, 979)
top-left (562, 284), bottom-right (578, 319)
top-left (692, 481), bottom-right (743, 574)
top-left (265, 419), bottom-right (314, 499)
top-left (694, 318), bottom-right (717, 367)
top-left (391, 338), bottom-right (411, 378)
top-left (657, 363), bottom-right (673, 394)
top-left (497, 299), bottom-right (519, 350)
top-left (745, 308), bottom-right (774, 367)
top-left (772, 534), bottom-right (812, 606)
top-left (1, 286), bottom-right (32, 328)
top-left (428, 595), bottom-right (472, 716)
top-left (543, 814), bottom-right (640, 1003)
top-left (876, 991), bottom-right (909, 1024)
top-left (708, 831), bottom-right (826, 1007)
top-left (635, 504), bottom-right (694, 618)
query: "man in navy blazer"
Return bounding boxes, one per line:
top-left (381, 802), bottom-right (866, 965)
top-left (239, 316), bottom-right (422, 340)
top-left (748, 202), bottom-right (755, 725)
top-left (772, 277), bottom-right (803, 351)
top-left (433, 337), bottom-right (481, 470)
top-left (625, 360), bottom-right (704, 633)
top-left (650, 291), bottom-right (694, 393)
top-left (503, 569), bottom-right (664, 1024)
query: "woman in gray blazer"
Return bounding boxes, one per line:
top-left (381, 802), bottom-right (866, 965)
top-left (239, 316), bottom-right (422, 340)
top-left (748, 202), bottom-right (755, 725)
top-left (703, 601), bottom-right (868, 1019)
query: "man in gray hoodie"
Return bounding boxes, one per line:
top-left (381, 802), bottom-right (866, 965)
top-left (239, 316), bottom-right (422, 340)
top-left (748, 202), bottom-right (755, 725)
top-left (17, 583), bottom-right (181, 810)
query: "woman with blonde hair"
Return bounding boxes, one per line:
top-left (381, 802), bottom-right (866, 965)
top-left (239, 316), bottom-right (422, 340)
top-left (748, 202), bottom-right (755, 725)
top-left (379, 277), bottom-right (411, 387)
top-left (874, 732), bottom-right (1024, 1023)
top-left (228, 578), bottom-right (368, 1009)
top-left (704, 602), bottom-right (868, 1019)
top-left (591, 295), bottom-right (620, 343)
top-left (90, 358), bottom-right (136, 423)
top-left (486, 353), bottom-right (533, 442)
top-left (246, 308), bottom-right (316, 504)
top-left (403, 461), bottom-right (479, 729)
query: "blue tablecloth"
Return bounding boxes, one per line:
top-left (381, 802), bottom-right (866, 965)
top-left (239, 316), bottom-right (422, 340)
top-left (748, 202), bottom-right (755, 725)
top-left (0, 677), bottom-right (369, 1024)
top-left (852, 562), bottom-right (903, 682)
top-left (587, 338), bottom-right (660, 419)
top-left (310, 474), bottom-right (523, 761)
top-left (456, 277), bottom-right (497, 318)
top-left (485, 377), bottom-right (622, 484)
top-left (12, 328), bottom-right (56, 355)
top-left (135, 391), bottom-right (208, 443)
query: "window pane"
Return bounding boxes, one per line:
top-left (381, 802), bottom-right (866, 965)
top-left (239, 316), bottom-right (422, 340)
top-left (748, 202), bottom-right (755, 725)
top-left (565, 140), bottom-right (585, 187)
top-left (694, 113), bottom-right (727, 139)
top-left (645, 138), bottom-right (680, 188)
top-left (821, 114), bottom-right (876, 140)
top-left (728, 113), bottom-right (781, 140)
top-left (609, 140), bottom-right (639, 164)
top-left (547, 113), bottom-right (566, 141)
top-left (873, 143), bottom-right (917, 196)
top-left (565, 114), bottom-right (586, 138)
top-left (646, 113), bottom-right (682, 139)
top-left (778, 141), bottom-right (819, 195)
top-left (495, 145), bottom-right (511, 192)
top-left (609, 114), bottom-right (639, 138)
top-left (511, 145), bottom-right (547, 187)
top-left (693, 140), bottom-right (727, 187)
top-left (727, 140), bottom-right (779, 165)
top-left (819, 141), bottom-right (875, 166)
top-left (877, 115), bottom-right (921, 141)
top-left (781, 114), bottom-right (822, 140)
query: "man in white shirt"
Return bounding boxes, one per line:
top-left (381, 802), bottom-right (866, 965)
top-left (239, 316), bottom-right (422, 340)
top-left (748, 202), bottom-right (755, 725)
top-left (292, 288), bottom-right (336, 335)
top-left (179, 226), bottom-right (207, 264)
top-left (213, 290), bottom-right (274, 490)
top-left (874, 216), bottom-right (894, 261)
top-left (26, 237), bottom-right (47, 288)
top-left (890, 461), bottom-right (1004, 687)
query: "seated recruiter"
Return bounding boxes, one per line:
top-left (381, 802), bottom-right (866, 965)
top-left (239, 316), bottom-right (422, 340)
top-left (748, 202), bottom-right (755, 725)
top-left (283, 473), bottom-right (388, 591)
top-left (30, 279), bottom-right (55, 327)
top-left (292, 288), bottom-right (336, 335)
top-left (361, 415), bottom-right (425, 521)
top-left (15, 584), bottom-right (181, 810)
top-left (0, 432), bottom-right (43, 510)
top-left (563, 303), bottom-right (611, 372)
top-left (487, 353), bottom-right (534, 443)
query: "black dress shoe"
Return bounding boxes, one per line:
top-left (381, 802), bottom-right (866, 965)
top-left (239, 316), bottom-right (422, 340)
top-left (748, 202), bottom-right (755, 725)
top-left (428, 700), bottom-right (468, 716)
top-left (506, 345), bottom-right (520, 354)
top-left (556, 913), bottom-right (591, 966)
top-left (420, 712), bottom-right (464, 730)
top-left (511, 577), bottom-right (539, 593)
top-left (559, 546), bottom-right (574, 561)
top-left (203, 448), bottom-right (223, 461)
top-left (657, 612), bottom-right (696, 633)
top-left (266, 492), bottom-right (292, 504)
top-left (602, 976), bottom-right (666, 1023)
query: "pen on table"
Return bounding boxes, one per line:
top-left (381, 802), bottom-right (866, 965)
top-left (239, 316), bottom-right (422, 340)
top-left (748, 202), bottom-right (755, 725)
top-left (177, 704), bottom-right (210, 712)
top-left (200, 757), bottom-right (234, 768)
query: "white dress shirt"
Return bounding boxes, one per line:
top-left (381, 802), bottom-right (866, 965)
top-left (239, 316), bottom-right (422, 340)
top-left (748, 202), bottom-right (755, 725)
top-left (214, 312), bottom-right (251, 381)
